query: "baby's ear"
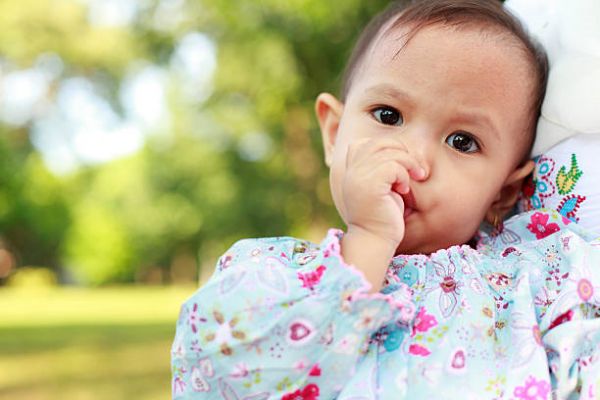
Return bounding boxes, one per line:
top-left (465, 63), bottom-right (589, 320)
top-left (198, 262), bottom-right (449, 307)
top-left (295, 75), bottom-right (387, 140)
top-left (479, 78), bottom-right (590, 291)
top-left (315, 93), bottom-right (343, 167)
top-left (486, 160), bottom-right (535, 222)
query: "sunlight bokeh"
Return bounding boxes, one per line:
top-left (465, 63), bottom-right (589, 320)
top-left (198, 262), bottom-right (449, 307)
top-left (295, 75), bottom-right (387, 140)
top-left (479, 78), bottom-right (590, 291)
top-left (0, 0), bottom-right (389, 398)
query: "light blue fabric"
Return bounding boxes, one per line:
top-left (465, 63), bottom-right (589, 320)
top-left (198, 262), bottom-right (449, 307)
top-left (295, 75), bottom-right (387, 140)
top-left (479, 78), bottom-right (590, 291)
top-left (171, 209), bottom-right (600, 399)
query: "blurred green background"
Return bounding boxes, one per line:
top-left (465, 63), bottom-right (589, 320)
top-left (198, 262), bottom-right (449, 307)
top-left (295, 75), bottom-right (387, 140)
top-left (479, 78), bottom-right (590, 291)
top-left (0, 0), bottom-right (389, 398)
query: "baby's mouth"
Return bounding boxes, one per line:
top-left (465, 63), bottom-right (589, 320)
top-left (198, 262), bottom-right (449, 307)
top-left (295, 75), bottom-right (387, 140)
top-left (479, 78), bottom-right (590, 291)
top-left (401, 191), bottom-right (417, 218)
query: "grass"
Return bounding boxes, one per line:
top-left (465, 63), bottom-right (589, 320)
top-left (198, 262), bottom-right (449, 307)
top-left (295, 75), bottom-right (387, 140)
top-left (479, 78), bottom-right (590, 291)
top-left (0, 286), bottom-right (197, 400)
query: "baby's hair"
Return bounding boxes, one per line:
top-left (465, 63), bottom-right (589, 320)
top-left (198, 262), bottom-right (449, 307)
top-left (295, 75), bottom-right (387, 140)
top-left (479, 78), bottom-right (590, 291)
top-left (340, 0), bottom-right (548, 159)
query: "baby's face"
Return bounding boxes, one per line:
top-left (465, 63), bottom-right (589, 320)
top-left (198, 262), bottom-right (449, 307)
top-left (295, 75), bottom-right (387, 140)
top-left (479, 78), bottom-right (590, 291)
top-left (329, 24), bottom-right (535, 254)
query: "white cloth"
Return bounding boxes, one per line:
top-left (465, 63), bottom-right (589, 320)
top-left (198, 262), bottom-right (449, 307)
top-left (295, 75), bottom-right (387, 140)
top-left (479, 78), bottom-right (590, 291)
top-left (505, 0), bottom-right (600, 156)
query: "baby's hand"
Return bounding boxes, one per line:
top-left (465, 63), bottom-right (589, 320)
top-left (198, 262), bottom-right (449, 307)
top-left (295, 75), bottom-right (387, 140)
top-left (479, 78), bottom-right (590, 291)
top-left (342, 137), bottom-right (425, 247)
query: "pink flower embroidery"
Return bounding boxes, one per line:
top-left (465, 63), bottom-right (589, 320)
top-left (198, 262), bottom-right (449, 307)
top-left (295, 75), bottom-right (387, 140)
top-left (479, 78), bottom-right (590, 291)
top-left (513, 376), bottom-right (550, 400)
top-left (298, 265), bottom-right (326, 290)
top-left (411, 307), bottom-right (437, 336)
top-left (409, 343), bottom-right (431, 356)
top-left (281, 383), bottom-right (320, 400)
top-left (527, 212), bottom-right (560, 239)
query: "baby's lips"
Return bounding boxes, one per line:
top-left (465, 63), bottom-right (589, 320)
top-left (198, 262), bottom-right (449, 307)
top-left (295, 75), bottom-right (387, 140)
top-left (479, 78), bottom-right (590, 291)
top-left (400, 190), bottom-right (417, 211)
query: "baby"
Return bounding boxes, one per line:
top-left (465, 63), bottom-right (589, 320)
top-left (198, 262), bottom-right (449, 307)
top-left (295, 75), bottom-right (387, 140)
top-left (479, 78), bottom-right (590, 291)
top-left (171, 0), bottom-right (600, 398)
top-left (314, 0), bottom-right (544, 292)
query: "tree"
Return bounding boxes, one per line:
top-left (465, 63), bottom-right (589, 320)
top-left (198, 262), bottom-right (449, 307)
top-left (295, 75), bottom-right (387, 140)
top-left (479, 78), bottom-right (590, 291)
top-left (0, 0), bottom-right (390, 284)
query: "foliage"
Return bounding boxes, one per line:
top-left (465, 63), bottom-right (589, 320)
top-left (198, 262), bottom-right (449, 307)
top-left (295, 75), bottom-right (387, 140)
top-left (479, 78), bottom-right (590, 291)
top-left (0, 0), bottom-right (391, 284)
top-left (0, 128), bottom-right (70, 270)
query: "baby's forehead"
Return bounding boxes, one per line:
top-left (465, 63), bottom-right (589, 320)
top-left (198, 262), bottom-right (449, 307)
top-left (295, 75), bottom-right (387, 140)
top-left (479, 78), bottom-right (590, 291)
top-left (361, 22), bottom-right (533, 91)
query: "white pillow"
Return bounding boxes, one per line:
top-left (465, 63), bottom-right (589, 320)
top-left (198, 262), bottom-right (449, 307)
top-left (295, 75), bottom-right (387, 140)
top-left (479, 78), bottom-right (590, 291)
top-left (518, 134), bottom-right (600, 237)
top-left (505, 0), bottom-right (600, 156)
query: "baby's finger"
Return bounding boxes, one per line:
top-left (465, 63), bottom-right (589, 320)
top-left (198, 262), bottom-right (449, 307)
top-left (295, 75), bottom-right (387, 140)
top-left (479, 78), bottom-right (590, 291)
top-left (373, 148), bottom-right (426, 181)
top-left (347, 137), bottom-right (408, 164)
top-left (375, 159), bottom-right (411, 193)
top-left (364, 137), bottom-right (426, 180)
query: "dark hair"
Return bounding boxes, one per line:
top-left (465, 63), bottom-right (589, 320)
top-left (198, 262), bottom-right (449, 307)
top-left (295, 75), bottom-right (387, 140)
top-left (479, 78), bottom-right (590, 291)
top-left (340, 0), bottom-right (548, 156)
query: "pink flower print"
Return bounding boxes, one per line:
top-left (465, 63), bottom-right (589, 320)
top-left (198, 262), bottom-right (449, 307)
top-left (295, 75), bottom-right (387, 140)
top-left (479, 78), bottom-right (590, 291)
top-left (334, 333), bottom-right (359, 354)
top-left (309, 364), bottom-right (321, 376)
top-left (398, 299), bottom-right (417, 323)
top-left (527, 212), bottom-right (560, 239)
top-left (547, 309), bottom-right (573, 331)
top-left (513, 376), bottom-right (551, 400)
top-left (297, 265), bottom-right (326, 290)
top-left (533, 287), bottom-right (555, 318)
top-left (293, 359), bottom-right (309, 371)
top-left (568, 259), bottom-right (600, 305)
top-left (408, 343), bottom-right (431, 356)
top-left (561, 235), bottom-right (573, 251)
top-left (578, 278), bottom-right (595, 302)
top-left (546, 253), bottom-right (600, 324)
top-left (354, 307), bottom-right (382, 331)
top-left (188, 303), bottom-right (207, 334)
top-left (172, 366), bottom-right (187, 396)
top-left (230, 362), bottom-right (249, 378)
top-left (218, 253), bottom-right (233, 270)
top-left (422, 260), bottom-right (462, 318)
top-left (190, 339), bottom-right (202, 353)
top-left (412, 307), bottom-right (437, 336)
top-left (485, 272), bottom-right (512, 292)
top-left (509, 310), bottom-right (544, 368)
top-left (281, 383), bottom-right (320, 400)
top-left (544, 245), bottom-right (561, 268)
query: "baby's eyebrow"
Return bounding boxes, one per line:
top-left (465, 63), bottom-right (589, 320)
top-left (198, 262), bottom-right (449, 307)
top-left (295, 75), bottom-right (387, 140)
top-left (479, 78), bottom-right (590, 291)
top-left (364, 84), bottom-right (414, 104)
top-left (451, 110), bottom-right (499, 141)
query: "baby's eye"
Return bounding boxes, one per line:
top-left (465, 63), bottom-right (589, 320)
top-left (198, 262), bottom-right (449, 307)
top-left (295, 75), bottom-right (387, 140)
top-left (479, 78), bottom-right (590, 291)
top-left (371, 106), bottom-right (404, 126)
top-left (445, 132), bottom-right (480, 153)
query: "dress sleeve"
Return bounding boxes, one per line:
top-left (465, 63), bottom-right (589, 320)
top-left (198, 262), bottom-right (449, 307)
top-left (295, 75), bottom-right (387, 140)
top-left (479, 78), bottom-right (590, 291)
top-left (171, 229), bottom-right (416, 399)
top-left (528, 232), bottom-right (600, 399)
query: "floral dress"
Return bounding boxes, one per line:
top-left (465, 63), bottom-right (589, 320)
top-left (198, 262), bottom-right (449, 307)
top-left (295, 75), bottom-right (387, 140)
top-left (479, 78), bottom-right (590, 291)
top-left (171, 209), bottom-right (600, 399)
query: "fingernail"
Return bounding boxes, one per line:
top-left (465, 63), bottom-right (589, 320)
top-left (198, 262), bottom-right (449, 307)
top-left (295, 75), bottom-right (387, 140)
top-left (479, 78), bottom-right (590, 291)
top-left (413, 167), bottom-right (425, 179)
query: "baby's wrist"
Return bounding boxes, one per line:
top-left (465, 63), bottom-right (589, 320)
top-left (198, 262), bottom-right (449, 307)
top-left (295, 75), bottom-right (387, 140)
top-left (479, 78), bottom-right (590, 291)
top-left (341, 225), bottom-right (398, 293)
top-left (344, 224), bottom-right (399, 255)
